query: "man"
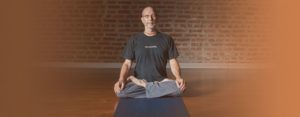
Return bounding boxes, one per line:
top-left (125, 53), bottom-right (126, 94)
top-left (113, 6), bottom-right (186, 98)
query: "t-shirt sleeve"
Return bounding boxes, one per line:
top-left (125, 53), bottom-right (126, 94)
top-left (168, 37), bottom-right (179, 59)
top-left (122, 39), bottom-right (135, 60)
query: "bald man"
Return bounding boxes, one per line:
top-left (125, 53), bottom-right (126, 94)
top-left (113, 6), bottom-right (186, 98)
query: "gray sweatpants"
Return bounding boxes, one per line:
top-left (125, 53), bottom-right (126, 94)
top-left (116, 79), bottom-right (181, 98)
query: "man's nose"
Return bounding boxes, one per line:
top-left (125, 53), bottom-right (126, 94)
top-left (149, 16), bottom-right (155, 21)
top-left (149, 16), bottom-right (153, 21)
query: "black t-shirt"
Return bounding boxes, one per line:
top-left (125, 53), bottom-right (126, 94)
top-left (122, 32), bottom-right (179, 82)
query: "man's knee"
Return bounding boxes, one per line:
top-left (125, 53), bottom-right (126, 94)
top-left (170, 88), bottom-right (182, 96)
top-left (116, 92), bottom-right (123, 97)
top-left (166, 81), bottom-right (182, 97)
top-left (116, 91), bottom-right (130, 98)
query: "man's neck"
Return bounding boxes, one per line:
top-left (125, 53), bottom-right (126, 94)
top-left (144, 28), bottom-right (157, 36)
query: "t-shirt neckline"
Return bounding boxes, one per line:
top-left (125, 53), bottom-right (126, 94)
top-left (142, 31), bottom-right (160, 38)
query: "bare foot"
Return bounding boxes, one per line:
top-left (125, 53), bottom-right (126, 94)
top-left (128, 76), bottom-right (147, 88)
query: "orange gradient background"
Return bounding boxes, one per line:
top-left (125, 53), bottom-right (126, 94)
top-left (0, 0), bottom-right (300, 117)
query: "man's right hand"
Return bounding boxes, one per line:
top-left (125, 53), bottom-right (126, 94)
top-left (114, 80), bottom-right (125, 94)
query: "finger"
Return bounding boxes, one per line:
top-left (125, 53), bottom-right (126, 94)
top-left (180, 86), bottom-right (184, 91)
top-left (120, 82), bottom-right (124, 90)
top-left (114, 83), bottom-right (118, 89)
top-left (116, 87), bottom-right (120, 94)
top-left (180, 84), bottom-right (186, 91)
top-left (181, 82), bottom-right (185, 87)
top-left (180, 87), bottom-right (186, 92)
top-left (182, 83), bottom-right (186, 90)
top-left (180, 87), bottom-right (184, 92)
top-left (181, 80), bottom-right (186, 87)
top-left (114, 88), bottom-right (117, 94)
top-left (114, 84), bottom-right (118, 92)
top-left (114, 86), bottom-right (119, 93)
top-left (179, 81), bottom-right (183, 87)
top-left (114, 83), bottom-right (121, 93)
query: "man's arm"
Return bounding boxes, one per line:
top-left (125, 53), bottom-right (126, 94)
top-left (169, 58), bottom-right (181, 79)
top-left (169, 58), bottom-right (186, 92)
top-left (114, 59), bottom-right (132, 94)
top-left (119, 59), bottom-right (132, 82)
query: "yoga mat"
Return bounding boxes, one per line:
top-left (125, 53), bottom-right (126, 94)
top-left (114, 97), bottom-right (189, 117)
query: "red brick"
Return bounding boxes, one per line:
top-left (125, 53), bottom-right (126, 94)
top-left (37, 0), bottom-right (270, 63)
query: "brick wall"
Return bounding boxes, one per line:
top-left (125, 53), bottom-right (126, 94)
top-left (36, 0), bottom-right (270, 63)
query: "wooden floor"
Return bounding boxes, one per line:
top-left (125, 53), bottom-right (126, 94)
top-left (38, 68), bottom-right (268, 117)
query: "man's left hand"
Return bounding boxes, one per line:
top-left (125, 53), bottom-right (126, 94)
top-left (176, 78), bottom-right (186, 92)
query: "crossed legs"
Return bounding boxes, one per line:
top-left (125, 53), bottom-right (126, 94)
top-left (127, 76), bottom-right (147, 88)
top-left (117, 76), bottom-right (181, 98)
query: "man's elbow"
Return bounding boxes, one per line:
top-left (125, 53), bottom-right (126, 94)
top-left (123, 59), bottom-right (132, 67)
top-left (169, 58), bottom-right (178, 65)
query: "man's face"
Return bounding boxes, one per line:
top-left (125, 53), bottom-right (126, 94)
top-left (141, 7), bottom-right (156, 29)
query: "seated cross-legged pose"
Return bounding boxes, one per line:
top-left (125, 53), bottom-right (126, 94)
top-left (113, 6), bottom-right (186, 98)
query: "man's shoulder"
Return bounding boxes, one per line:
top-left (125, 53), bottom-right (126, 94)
top-left (158, 32), bottom-right (170, 37)
top-left (157, 32), bottom-right (173, 41)
top-left (125, 32), bottom-right (143, 43)
top-left (129, 32), bottom-right (144, 40)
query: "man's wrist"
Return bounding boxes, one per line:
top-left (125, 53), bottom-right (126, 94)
top-left (118, 78), bottom-right (125, 82)
top-left (175, 77), bottom-right (183, 80)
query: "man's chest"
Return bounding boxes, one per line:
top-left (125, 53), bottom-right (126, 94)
top-left (134, 39), bottom-right (168, 57)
